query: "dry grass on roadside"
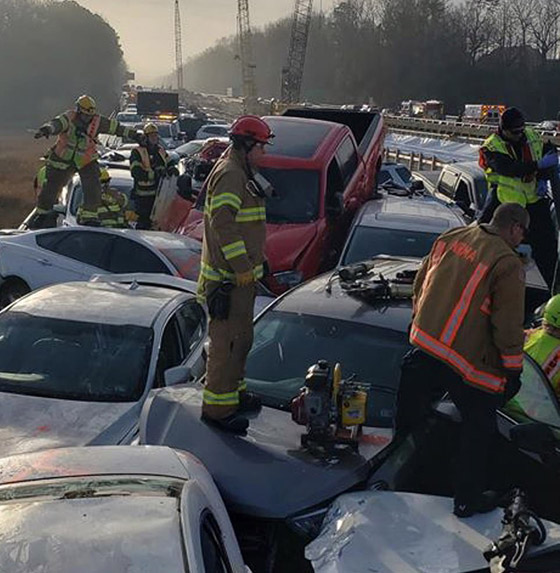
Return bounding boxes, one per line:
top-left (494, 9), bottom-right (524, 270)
top-left (0, 132), bottom-right (51, 227)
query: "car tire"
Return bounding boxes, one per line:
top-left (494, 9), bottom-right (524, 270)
top-left (0, 278), bottom-right (30, 308)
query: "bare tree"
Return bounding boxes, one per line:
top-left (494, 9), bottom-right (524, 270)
top-left (529, 0), bottom-right (560, 60)
top-left (461, 0), bottom-right (496, 65)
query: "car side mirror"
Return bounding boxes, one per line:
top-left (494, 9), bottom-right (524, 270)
top-left (509, 422), bottom-right (556, 456)
top-left (164, 364), bottom-right (192, 386)
top-left (410, 180), bottom-right (424, 191)
top-left (52, 204), bottom-right (66, 215)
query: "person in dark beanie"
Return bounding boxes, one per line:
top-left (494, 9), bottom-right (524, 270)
top-left (478, 107), bottom-right (558, 288)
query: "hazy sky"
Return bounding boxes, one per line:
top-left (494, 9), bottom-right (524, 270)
top-left (74, 1), bottom-right (338, 83)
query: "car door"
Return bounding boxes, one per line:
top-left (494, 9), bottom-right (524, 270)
top-left (1, 230), bottom-right (113, 289)
top-left (106, 236), bottom-right (172, 274)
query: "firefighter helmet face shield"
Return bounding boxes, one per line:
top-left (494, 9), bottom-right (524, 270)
top-left (75, 95), bottom-right (97, 116)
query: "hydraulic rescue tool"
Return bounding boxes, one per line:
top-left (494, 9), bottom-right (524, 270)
top-left (484, 488), bottom-right (546, 573)
top-left (291, 360), bottom-right (368, 451)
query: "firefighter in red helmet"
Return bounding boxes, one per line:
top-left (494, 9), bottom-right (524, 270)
top-left (199, 115), bottom-right (274, 433)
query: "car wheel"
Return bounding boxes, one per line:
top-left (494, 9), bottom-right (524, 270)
top-left (0, 278), bottom-right (30, 308)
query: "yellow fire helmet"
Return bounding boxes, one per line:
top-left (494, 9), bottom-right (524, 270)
top-left (143, 123), bottom-right (159, 135)
top-left (75, 94), bottom-right (97, 115)
top-left (99, 168), bottom-right (111, 185)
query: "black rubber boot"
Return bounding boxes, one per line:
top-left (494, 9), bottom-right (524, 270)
top-left (238, 391), bottom-right (262, 413)
top-left (201, 412), bottom-right (249, 434)
top-left (454, 490), bottom-right (499, 518)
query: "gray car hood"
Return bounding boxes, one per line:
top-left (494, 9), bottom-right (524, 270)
top-left (306, 491), bottom-right (560, 572)
top-left (0, 392), bottom-right (141, 457)
top-left (140, 386), bottom-right (393, 519)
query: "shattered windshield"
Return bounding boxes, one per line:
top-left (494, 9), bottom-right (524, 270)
top-left (246, 311), bottom-right (409, 427)
top-left (0, 312), bottom-right (152, 402)
top-left (259, 167), bottom-right (320, 224)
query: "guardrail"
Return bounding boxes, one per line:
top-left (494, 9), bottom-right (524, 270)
top-left (384, 114), bottom-right (560, 146)
top-left (384, 147), bottom-right (447, 171)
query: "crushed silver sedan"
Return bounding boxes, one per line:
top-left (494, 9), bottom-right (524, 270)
top-left (0, 279), bottom-right (206, 457)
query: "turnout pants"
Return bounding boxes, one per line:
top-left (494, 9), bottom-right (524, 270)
top-left (134, 194), bottom-right (156, 230)
top-left (202, 284), bottom-right (255, 420)
top-left (38, 161), bottom-right (102, 212)
top-left (395, 348), bottom-right (499, 506)
top-left (479, 192), bottom-right (558, 288)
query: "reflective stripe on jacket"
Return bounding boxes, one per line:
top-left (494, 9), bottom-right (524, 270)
top-left (480, 127), bottom-right (543, 206)
top-left (197, 148), bottom-right (266, 302)
top-left (412, 225), bottom-right (525, 394)
top-left (130, 145), bottom-right (169, 196)
top-left (524, 328), bottom-right (560, 395)
top-left (48, 111), bottom-right (135, 170)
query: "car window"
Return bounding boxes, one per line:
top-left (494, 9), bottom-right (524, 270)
top-left (0, 311), bottom-right (152, 402)
top-left (336, 137), bottom-right (359, 187)
top-left (36, 231), bottom-right (67, 251)
top-left (246, 311), bottom-right (409, 426)
top-left (45, 231), bottom-right (113, 269)
top-left (503, 355), bottom-right (560, 429)
top-left (377, 170), bottom-right (392, 186)
top-left (155, 317), bottom-right (185, 387)
top-left (70, 180), bottom-right (134, 216)
top-left (175, 302), bottom-right (205, 354)
top-left (326, 159), bottom-right (344, 211)
top-left (200, 511), bottom-right (232, 573)
top-left (342, 226), bottom-right (440, 265)
top-left (265, 118), bottom-right (332, 159)
top-left (396, 167), bottom-right (411, 184)
top-left (439, 170), bottom-right (459, 196)
top-left (107, 237), bottom-right (170, 274)
top-left (259, 167), bottom-right (320, 224)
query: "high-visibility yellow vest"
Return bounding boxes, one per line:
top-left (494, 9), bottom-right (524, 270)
top-left (481, 127), bottom-right (543, 206)
top-left (53, 111), bottom-right (101, 170)
top-left (524, 328), bottom-right (560, 396)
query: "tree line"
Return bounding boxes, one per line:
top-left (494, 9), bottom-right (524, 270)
top-left (182, 0), bottom-right (560, 120)
top-left (0, 0), bottom-right (126, 127)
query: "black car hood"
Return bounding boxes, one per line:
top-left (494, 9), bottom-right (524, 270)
top-left (140, 386), bottom-right (393, 519)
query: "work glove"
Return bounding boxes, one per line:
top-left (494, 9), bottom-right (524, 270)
top-left (537, 151), bottom-right (559, 170)
top-left (536, 179), bottom-right (549, 198)
top-left (34, 125), bottom-right (52, 139)
top-left (503, 374), bottom-right (522, 403)
top-left (236, 270), bottom-right (255, 287)
top-left (167, 166), bottom-right (180, 177)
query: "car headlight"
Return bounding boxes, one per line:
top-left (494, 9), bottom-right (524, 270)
top-left (286, 505), bottom-right (329, 539)
top-left (273, 270), bottom-right (304, 288)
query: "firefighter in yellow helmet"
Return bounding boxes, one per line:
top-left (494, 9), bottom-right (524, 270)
top-left (31, 95), bottom-right (141, 229)
top-left (525, 295), bottom-right (560, 398)
top-left (130, 122), bottom-right (178, 230)
top-left (97, 168), bottom-right (128, 228)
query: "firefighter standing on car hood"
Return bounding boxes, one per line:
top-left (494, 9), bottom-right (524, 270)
top-left (525, 295), bottom-right (560, 399)
top-left (395, 203), bottom-right (528, 518)
top-left (32, 95), bottom-right (140, 228)
top-left (199, 115), bottom-right (274, 434)
top-left (130, 123), bottom-right (178, 230)
top-left (478, 107), bottom-right (558, 288)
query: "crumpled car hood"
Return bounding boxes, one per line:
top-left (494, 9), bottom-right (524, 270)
top-left (0, 392), bottom-right (141, 457)
top-left (305, 491), bottom-right (560, 572)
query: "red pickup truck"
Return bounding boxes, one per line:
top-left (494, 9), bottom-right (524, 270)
top-left (174, 108), bottom-right (385, 294)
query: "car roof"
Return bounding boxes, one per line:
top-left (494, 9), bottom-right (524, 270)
top-left (356, 194), bottom-right (464, 233)
top-left (269, 256), bottom-right (418, 332)
top-left (10, 281), bottom-right (191, 327)
top-left (445, 161), bottom-right (485, 178)
top-left (0, 446), bottom-right (192, 485)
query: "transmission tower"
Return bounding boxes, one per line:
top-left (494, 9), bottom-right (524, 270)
top-left (174, 0), bottom-right (184, 91)
top-left (281, 0), bottom-right (313, 103)
top-left (237, 0), bottom-right (257, 113)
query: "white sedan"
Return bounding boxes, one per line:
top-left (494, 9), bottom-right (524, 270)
top-left (0, 278), bottom-right (206, 457)
top-left (0, 227), bottom-right (201, 307)
top-left (0, 446), bottom-right (249, 573)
